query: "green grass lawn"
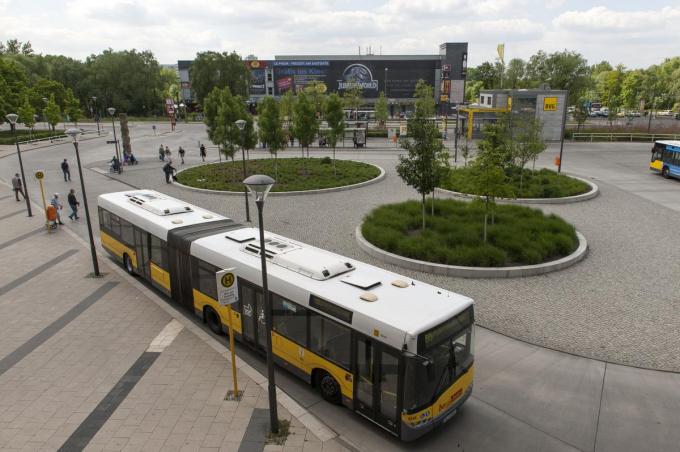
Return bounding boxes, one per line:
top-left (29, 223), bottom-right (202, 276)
top-left (362, 199), bottom-right (578, 267)
top-left (441, 167), bottom-right (590, 198)
top-left (176, 157), bottom-right (380, 192)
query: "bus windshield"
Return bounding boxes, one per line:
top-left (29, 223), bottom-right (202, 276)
top-left (403, 308), bottom-right (474, 412)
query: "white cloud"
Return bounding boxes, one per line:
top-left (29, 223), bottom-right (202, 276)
top-left (554, 6), bottom-right (680, 32)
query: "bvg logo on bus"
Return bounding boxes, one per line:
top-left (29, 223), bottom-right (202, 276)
top-left (221, 272), bottom-right (235, 288)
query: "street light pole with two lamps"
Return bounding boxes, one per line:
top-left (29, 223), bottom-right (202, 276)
top-left (243, 174), bottom-right (278, 434)
top-left (65, 128), bottom-right (100, 277)
top-left (5, 113), bottom-right (32, 217)
top-left (235, 119), bottom-right (251, 222)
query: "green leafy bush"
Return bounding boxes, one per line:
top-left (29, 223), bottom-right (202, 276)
top-left (362, 199), bottom-right (578, 267)
top-left (441, 167), bottom-right (589, 198)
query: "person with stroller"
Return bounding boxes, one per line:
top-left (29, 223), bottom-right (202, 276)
top-left (163, 161), bottom-right (176, 183)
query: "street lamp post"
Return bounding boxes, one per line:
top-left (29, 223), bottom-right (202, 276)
top-left (92, 97), bottom-right (100, 135)
top-left (558, 90), bottom-right (569, 173)
top-left (5, 113), bottom-right (32, 217)
top-left (65, 129), bottom-right (100, 277)
top-left (243, 174), bottom-right (278, 434)
top-left (107, 107), bottom-right (122, 174)
top-left (235, 119), bottom-right (251, 222)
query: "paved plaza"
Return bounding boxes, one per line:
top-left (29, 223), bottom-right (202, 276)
top-left (1, 122), bottom-right (680, 451)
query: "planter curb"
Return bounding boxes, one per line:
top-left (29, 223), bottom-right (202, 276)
top-left (173, 160), bottom-right (385, 196)
top-left (355, 224), bottom-right (588, 278)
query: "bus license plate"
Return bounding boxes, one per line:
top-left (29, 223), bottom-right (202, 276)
top-left (443, 409), bottom-right (457, 424)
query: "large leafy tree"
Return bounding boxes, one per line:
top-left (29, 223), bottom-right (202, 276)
top-left (324, 93), bottom-right (345, 176)
top-left (374, 91), bottom-right (388, 128)
top-left (64, 88), bottom-right (83, 125)
top-left (17, 96), bottom-right (36, 131)
top-left (190, 51), bottom-right (249, 105)
top-left (203, 86), bottom-right (249, 178)
top-left (44, 94), bottom-right (61, 131)
top-left (414, 80), bottom-right (435, 118)
top-left (396, 116), bottom-right (449, 230)
top-left (525, 50), bottom-right (590, 103)
top-left (257, 96), bottom-right (286, 179)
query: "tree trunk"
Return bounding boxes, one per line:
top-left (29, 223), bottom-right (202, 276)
top-left (333, 146), bottom-right (336, 177)
top-left (275, 153), bottom-right (278, 181)
top-left (422, 192), bottom-right (426, 230)
top-left (431, 192), bottom-right (435, 216)
top-left (483, 197), bottom-right (488, 243)
top-left (231, 156), bottom-right (236, 182)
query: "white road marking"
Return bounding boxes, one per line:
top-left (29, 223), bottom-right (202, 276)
top-left (147, 319), bottom-right (184, 352)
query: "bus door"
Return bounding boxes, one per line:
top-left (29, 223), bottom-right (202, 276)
top-left (134, 228), bottom-right (150, 280)
top-left (239, 282), bottom-right (267, 350)
top-left (354, 335), bottom-right (401, 434)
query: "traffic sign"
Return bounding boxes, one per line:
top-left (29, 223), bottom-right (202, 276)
top-left (35, 170), bottom-right (44, 180)
top-left (216, 268), bottom-right (238, 306)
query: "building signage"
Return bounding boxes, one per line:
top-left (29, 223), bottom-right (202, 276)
top-left (543, 97), bottom-right (558, 111)
top-left (338, 64), bottom-right (378, 91)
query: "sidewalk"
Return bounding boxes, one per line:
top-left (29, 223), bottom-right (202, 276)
top-left (0, 193), bottom-right (349, 452)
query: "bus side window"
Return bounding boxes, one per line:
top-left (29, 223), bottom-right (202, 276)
top-left (109, 214), bottom-right (122, 237)
top-left (150, 235), bottom-right (168, 270)
top-left (119, 218), bottom-right (134, 246)
top-left (191, 257), bottom-right (218, 299)
top-left (272, 294), bottom-right (307, 346)
top-left (310, 312), bottom-right (351, 369)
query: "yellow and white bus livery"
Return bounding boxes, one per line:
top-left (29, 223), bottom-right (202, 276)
top-left (97, 190), bottom-right (475, 441)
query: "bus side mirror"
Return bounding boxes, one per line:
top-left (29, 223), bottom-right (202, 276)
top-left (423, 358), bottom-right (435, 381)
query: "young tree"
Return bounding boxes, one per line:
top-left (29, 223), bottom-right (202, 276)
top-left (512, 115), bottom-right (546, 194)
top-left (17, 96), bottom-right (36, 137)
top-left (324, 93), bottom-right (345, 176)
top-left (374, 91), bottom-right (388, 129)
top-left (461, 140), bottom-right (471, 166)
top-left (258, 96), bottom-right (286, 179)
top-left (396, 117), bottom-right (449, 230)
top-left (303, 81), bottom-right (327, 118)
top-left (44, 94), bottom-right (61, 131)
top-left (342, 82), bottom-right (362, 120)
top-left (64, 88), bottom-right (82, 125)
top-left (573, 98), bottom-right (589, 133)
top-left (292, 92), bottom-right (318, 159)
top-left (414, 80), bottom-right (435, 118)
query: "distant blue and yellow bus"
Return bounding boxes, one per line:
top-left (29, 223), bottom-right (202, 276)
top-left (650, 140), bottom-right (680, 179)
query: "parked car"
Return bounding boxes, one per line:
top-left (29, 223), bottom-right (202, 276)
top-left (657, 110), bottom-right (673, 117)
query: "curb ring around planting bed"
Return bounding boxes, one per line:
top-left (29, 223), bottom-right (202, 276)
top-left (173, 161), bottom-right (385, 197)
top-left (355, 224), bottom-right (588, 278)
top-left (435, 174), bottom-right (599, 205)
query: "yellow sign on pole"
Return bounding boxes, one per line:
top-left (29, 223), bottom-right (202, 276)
top-left (544, 97), bottom-right (558, 111)
top-left (216, 268), bottom-right (242, 400)
top-left (35, 170), bottom-right (48, 224)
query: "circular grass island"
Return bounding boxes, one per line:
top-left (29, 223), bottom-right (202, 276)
top-left (441, 167), bottom-right (591, 199)
top-left (361, 199), bottom-right (579, 267)
top-left (176, 158), bottom-right (381, 192)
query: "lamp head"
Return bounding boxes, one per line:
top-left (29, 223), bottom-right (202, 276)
top-left (243, 174), bottom-right (275, 202)
top-left (5, 113), bottom-right (18, 125)
top-left (92, 96), bottom-right (97, 101)
top-left (107, 107), bottom-right (116, 116)
top-left (235, 119), bottom-right (246, 130)
top-left (65, 128), bottom-right (81, 142)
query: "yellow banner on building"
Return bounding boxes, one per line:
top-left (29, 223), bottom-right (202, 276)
top-left (497, 44), bottom-right (505, 65)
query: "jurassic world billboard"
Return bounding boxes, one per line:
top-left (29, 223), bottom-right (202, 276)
top-left (271, 59), bottom-right (437, 98)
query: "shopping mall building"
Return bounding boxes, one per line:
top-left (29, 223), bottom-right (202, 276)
top-left (178, 42), bottom-right (468, 115)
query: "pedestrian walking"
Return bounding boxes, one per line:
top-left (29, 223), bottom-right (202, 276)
top-left (61, 159), bottom-right (71, 182)
top-left (163, 161), bottom-right (176, 183)
top-left (178, 146), bottom-right (186, 164)
top-left (67, 188), bottom-right (80, 220)
top-left (110, 155), bottom-right (120, 173)
top-left (164, 146), bottom-right (171, 161)
top-left (199, 144), bottom-right (207, 162)
top-left (50, 193), bottom-right (64, 225)
top-left (158, 144), bottom-right (165, 161)
top-left (11, 173), bottom-right (25, 201)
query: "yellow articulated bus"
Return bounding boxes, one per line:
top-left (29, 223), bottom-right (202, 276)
top-left (97, 190), bottom-right (475, 441)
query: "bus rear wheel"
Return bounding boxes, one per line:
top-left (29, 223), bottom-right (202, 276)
top-left (662, 167), bottom-right (670, 178)
top-left (123, 254), bottom-right (135, 275)
top-left (317, 371), bottom-right (341, 404)
top-left (205, 307), bottom-right (223, 335)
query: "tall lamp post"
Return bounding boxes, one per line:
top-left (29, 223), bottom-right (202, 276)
top-left (107, 107), bottom-right (122, 174)
top-left (65, 129), bottom-right (100, 277)
top-left (235, 119), bottom-right (251, 222)
top-left (557, 90), bottom-right (569, 173)
top-left (92, 97), bottom-right (100, 135)
top-left (243, 174), bottom-right (278, 434)
top-left (5, 113), bottom-right (32, 217)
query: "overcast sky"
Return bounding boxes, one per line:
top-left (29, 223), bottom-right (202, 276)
top-left (0, 0), bottom-right (677, 68)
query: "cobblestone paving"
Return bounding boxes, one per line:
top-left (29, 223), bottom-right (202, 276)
top-left (110, 144), bottom-right (680, 372)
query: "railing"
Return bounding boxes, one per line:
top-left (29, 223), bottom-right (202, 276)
top-left (17, 129), bottom-right (107, 145)
top-left (571, 132), bottom-right (680, 142)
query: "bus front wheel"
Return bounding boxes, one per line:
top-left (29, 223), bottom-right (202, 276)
top-left (123, 254), bottom-right (135, 275)
top-left (316, 371), bottom-right (341, 404)
top-left (662, 167), bottom-right (670, 178)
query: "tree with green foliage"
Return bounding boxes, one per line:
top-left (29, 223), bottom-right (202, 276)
top-left (465, 80), bottom-right (484, 103)
top-left (324, 93), bottom-right (345, 176)
top-left (374, 91), bottom-right (388, 128)
top-left (396, 117), bottom-right (449, 230)
top-left (512, 114), bottom-right (546, 194)
top-left (64, 88), bottom-right (82, 125)
top-left (292, 92), bottom-right (319, 159)
top-left (303, 81), bottom-right (327, 117)
top-left (44, 94), bottom-right (61, 131)
top-left (573, 98), bottom-right (589, 133)
top-left (203, 86), bottom-right (245, 179)
top-left (461, 140), bottom-right (471, 166)
top-left (414, 80), bottom-right (435, 118)
top-left (17, 96), bottom-right (36, 137)
top-left (342, 82), bottom-right (362, 120)
top-left (190, 51), bottom-right (249, 105)
top-left (257, 96), bottom-right (286, 179)
top-left (504, 58), bottom-right (527, 88)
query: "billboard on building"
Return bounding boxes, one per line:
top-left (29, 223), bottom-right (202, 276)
top-left (271, 59), bottom-right (437, 98)
top-left (245, 60), bottom-right (268, 95)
